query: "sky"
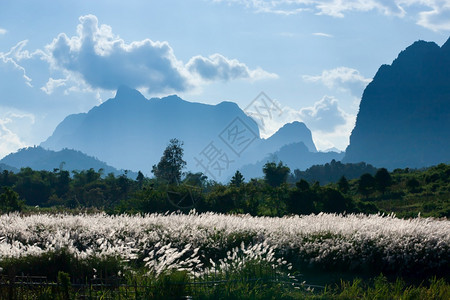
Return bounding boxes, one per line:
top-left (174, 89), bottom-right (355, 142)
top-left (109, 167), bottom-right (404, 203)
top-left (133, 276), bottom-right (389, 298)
top-left (0, 0), bottom-right (449, 158)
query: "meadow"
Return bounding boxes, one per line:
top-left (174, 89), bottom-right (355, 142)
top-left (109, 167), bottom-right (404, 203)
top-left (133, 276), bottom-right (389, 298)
top-left (0, 211), bottom-right (448, 298)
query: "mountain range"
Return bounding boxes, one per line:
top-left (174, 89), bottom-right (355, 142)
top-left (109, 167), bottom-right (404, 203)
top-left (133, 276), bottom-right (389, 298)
top-left (5, 37), bottom-right (449, 180)
top-left (0, 146), bottom-right (134, 177)
top-left (40, 86), bottom-right (321, 180)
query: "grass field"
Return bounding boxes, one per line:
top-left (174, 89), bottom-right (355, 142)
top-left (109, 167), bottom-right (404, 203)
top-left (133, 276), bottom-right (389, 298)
top-left (0, 211), bottom-right (448, 298)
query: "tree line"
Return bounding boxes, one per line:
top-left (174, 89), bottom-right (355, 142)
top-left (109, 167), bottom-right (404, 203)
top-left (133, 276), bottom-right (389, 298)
top-left (0, 139), bottom-right (449, 218)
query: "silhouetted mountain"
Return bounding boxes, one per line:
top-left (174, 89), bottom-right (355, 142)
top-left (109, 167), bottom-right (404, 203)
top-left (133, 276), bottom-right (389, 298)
top-left (261, 121), bottom-right (317, 153)
top-left (239, 142), bottom-right (343, 180)
top-left (0, 163), bottom-right (18, 173)
top-left (0, 146), bottom-right (133, 176)
top-left (237, 121), bottom-right (317, 168)
top-left (41, 86), bottom-right (318, 180)
top-left (344, 38), bottom-right (450, 169)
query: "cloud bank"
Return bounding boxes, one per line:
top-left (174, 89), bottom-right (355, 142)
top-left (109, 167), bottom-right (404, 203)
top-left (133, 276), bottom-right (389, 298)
top-left (45, 15), bottom-right (276, 94)
top-left (213, 0), bottom-right (450, 31)
top-left (46, 15), bottom-right (190, 93)
top-left (303, 67), bottom-right (371, 97)
top-left (298, 96), bottom-right (349, 132)
top-left (417, 4), bottom-right (450, 31)
top-left (187, 53), bottom-right (277, 81)
top-left (0, 111), bottom-right (35, 158)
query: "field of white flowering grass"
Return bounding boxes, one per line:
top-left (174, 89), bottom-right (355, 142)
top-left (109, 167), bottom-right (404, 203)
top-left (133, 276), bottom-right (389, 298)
top-left (0, 212), bottom-right (448, 281)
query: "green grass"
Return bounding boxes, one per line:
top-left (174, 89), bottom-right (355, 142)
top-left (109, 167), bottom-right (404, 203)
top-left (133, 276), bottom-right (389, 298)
top-left (1, 272), bottom-right (448, 299)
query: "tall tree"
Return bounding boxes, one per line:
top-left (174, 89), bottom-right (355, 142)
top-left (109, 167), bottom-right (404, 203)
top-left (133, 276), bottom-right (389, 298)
top-left (184, 172), bottom-right (208, 187)
top-left (337, 176), bottom-right (350, 194)
top-left (0, 187), bottom-right (23, 212)
top-left (295, 179), bottom-right (310, 192)
top-left (320, 188), bottom-right (349, 213)
top-left (263, 161), bottom-right (290, 187)
top-left (136, 171), bottom-right (145, 187)
top-left (152, 138), bottom-right (186, 184)
top-left (230, 170), bottom-right (245, 187)
top-left (374, 168), bottom-right (392, 194)
top-left (358, 173), bottom-right (375, 198)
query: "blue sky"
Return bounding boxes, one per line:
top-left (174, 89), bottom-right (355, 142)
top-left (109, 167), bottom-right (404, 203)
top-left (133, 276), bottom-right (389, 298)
top-left (0, 0), bottom-right (449, 157)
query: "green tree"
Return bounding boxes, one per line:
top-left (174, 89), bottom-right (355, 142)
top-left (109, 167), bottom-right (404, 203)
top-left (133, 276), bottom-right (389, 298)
top-left (319, 188), bottom-right (349, 213)
top-left (375, 168), bottom-right (392, 194)
top-left (136, 171), bottom-right (144, 182)
top-left (183, 172), bottom-right (208, 187)
top-left (0, 170), bottom-right (15, 187)
top-left (152, 138), bottom-right (186, 184)
top-left (263, 161), bottom-right (290, 187)
top-left (56, 170), bottom-right (70, 197)
top-left (358, 173), bottom-right (375, 198)
top-left (14, 168), bottom-right (52, 206)
top-left (296, 179), bottom-right (310, 192)
top-left (406, 177), bottom-right (420, 193)
top-left (289, 180), bottom-right (315, 215)
top-left (0, 187), bottom-right (23, 212)
top-left (338, 176), bottom-right (350, 194)
top-left (230, 170), bottom-right (245, 187)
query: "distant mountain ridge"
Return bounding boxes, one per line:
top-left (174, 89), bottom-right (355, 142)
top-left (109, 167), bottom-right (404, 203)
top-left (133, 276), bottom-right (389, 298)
top-left (344, 38), bottom-right (450, 169)
top-left (0, 146), bottom-right (133, 177)
top-left (0, 163), bottom-right (18, 173)
top-left (239, 142), bottom-right (343, 180)
top-left (41, 86), bottom-right (319, 179)
top-left (261, 121), bottom-right (317, 153)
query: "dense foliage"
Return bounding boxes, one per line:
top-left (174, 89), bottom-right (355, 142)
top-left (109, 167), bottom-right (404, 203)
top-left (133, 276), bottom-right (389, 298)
top-left (0, 162), bottom-right (449, 218)
top-left (290, 159), bottom-right (378, 185)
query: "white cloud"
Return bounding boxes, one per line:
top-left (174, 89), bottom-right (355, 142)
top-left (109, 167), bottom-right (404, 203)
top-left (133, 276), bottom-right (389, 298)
top-left (46, 15), bottom-right (190, 93)
top-left (298, 96), bottom-right (349, 132)
top-left (417, 4), bottom-right (450, 31)
top-left (296, 97), bottom-right (356, 151)
top-left (314, 0), bottom-right (406, 18)
top-left (279, 32), bottom-right (297, 38)
top-left (312, 32), bottom-right (333, 38)
top-left (0, 28), bottom-right (6, 35)
top-left (303, 67), bottom-right (371, 96)
top-left (41, 78), bottom-right (67, 95)
top-left (187, 53), bottom-right (278, 82)
top-left (213, 0), bottom-right (405, 16)
top-left (45, 14), bottom-right (276, 94)
top-left (213, 0), bottom-right (450, 31)
top-left (0, 113), bottom-right (32, 158)
top-left (6, 112), bottom-right (35, 124)
top-left (310, 113), bottom-right (356, 152)
top-left (0, 41), bottom-right (33, 87)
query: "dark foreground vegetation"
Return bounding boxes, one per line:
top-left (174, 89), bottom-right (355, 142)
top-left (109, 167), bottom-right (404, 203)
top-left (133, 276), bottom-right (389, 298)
top-left (0, 160), bottom-right (448, 218)
top-left (1, 271), bottom-right (448, 299)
